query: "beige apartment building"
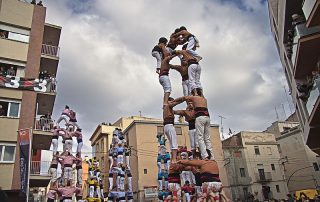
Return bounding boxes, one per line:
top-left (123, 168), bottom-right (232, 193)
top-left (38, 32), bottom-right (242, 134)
top-left (268, 0), bottom-right (320, 154)
top-left (90, 116), bottom-right (162, 188)
top-left (223, 132), bottom-right (288, 201)
top-left (90, 116), bottom-right (231, 201)
top-left (266, 116), bottom-right (320, 192)
top-left (0, 0), bottom-right (61, 201)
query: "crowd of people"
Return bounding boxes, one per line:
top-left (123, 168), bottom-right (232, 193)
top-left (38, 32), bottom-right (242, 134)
top-left (106, 128), bottom-right (133, 202)
top-left (46, 105), bottom-right (85, 202)
top-left (152, 26), bottom-right (227, 202)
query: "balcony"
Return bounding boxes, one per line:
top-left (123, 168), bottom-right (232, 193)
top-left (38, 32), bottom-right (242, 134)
top-left (307, 77), bottom-right (320, 125)
top-left (255, 172), bottom-right (272, 183)
top-left (292, 22), bottom-right (320, 79)
top-left (36, 86), bottom-right (56, 116)
top-left (303, 0), bottom-right (320, 27)
top-left (32, 118), bottom-right (54, 150)
top-left (41, 44), bottom-right (60, 59)
top-left (29, 161), bottom-right (51, 187)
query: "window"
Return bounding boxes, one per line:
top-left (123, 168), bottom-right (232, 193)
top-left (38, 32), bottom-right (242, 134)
top-left (313, 162), bottom-right (319, 171)
top-left (175, 127), bottom-right (182, 135)
top-left (0, 23), bottom-right (30, 43)
top-left (240, 168), bottom-right (246, 177)
top-left (271, 164), bottom-right (275, 171)
top-left (101, 140), bottom-right (104, 151)
top-left (243, 187), bottom-right (248, 198)
top-left (254, 146), bottom-right (260, 155)
top-left (283, 127), bottom-right (291, 131)
top-left (267, 147), bottom-right (272, 155)
top-left (144, 169), bottom-right (147, 174)
top-left (0, 100), bottom-right (21, 118)
top-left (276, 185), bottom-right (280, 193)
top-left (157, 126), bottom-right (164, 135)
top-left (0, 144), bottom-right (16, 163)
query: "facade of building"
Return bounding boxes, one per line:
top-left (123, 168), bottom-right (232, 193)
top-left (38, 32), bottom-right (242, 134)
top-left (266, 118), bottom-right (320, 192)
top-left (89, 116), bottom-right (162, 188)
top-left (90, 116), bottom-right (231, 201)
top-left (223, 132), bottom-right (288, 201)
top-left (268, 0), bottom-right (320, 154)
top-left (123, 118), bottom-right (230, 201)
top-left (0, 0), bottom-right (61, 201)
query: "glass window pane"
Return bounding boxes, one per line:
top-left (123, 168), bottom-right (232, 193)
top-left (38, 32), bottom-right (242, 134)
top-left (0, 145), bottom-right (3, 160)
top-left (9, 102), bottom-right (20, 117)
top-left (8, 32), bottom-right (29, 43)
top-left (3, 146), bottom-right (15, 161)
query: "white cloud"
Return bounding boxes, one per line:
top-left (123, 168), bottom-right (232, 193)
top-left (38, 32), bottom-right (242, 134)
top-left (42, 0), bottom-right (291, 153)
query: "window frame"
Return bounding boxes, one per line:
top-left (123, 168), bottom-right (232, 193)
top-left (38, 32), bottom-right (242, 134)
top-left (240, 168), bottom-right (246, 177)
top-left (0, 99), bottom-right (21, 118)
top-left (271, 164), bottom-right (275, 171)
top-left (276, 185), bottom-right (280, 193)
top-left (144, 169), bottom-right (147, 174)
top-left (313, 162), bottom-right (319, 171)
top-left (254, 146), bottom-right (260, 155)
top-left (175, 126), bottom-right (182, 135)
top-left (0, 143), bottom-right (16, 163)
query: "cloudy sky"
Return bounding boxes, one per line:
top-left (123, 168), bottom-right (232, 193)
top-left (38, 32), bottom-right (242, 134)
top-left (42, 0), bottom-right (293, 154)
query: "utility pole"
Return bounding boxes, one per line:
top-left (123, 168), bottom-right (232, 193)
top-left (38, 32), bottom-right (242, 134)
top-left (218, 115), bottom-right (226, 139)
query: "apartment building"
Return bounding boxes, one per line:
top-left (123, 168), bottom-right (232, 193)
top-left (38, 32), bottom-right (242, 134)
top-left (268, 0), bottom-right (320, 154)
top-left (0, 0), bottom-right (61, 201)
top-left (223, 132), bottom-right (288, 201)
top-left (90, 116), bottom-right (231, 201)
top-left (123, 118), bottom-right (230, 201)
top-left (89, 116), bottom-right (162, 188)
top-left (266, 116), bottom-right (320, 192)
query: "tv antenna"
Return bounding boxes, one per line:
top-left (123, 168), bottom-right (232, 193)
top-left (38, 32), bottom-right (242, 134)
top-left (218, 115), bottom-right (226, 139)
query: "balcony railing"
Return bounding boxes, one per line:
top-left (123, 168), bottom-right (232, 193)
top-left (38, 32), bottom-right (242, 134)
top-left (30, 161), bottom-right (51, 175)
top-left (292, 22), bottom-right (320, 65)
top-left (41, 44), bottom-right (60, 58)
top-left (255, 172), bottom-right (272, 182)
top-left (34, 118), bottom-right (54, 131)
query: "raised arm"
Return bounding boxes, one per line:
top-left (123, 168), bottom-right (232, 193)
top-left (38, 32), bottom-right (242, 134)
top-left (174, 110), bottom-right (186, 116)
top-left (170, 64), bottom-right (181, 72)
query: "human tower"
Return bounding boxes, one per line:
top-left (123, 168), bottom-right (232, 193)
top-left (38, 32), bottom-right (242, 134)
top-left (46, 105), bottom-right (85, 202)
top-left (152, 26), bottom-right (225, 202)
top-left (106, 128), bottom-right (133, 201)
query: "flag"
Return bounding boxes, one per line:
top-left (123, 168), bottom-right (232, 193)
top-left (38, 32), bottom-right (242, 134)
top-left (18, 128), bottom-right (31, 198)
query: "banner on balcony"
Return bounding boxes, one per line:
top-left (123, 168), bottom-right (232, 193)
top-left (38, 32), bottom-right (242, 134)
top-left (18, 128), bottom-right (31, 198)
top-left (0, 75), bottom-right (54, 93)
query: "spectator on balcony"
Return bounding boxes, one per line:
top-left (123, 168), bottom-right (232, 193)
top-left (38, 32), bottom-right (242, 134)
top-left (39, 71), bottom-right (45, 81)
top-left (43, 70), bottom-right (50, 79)
top-left (0, 105), bottom-right (6, 116)
top-left (6, 66), bottom-right (15, 76)
top-left (71, 128), bottom-right (83, 155)
top-left (56, 105), bottom-right (71, 128)
top-left (37, 1), bottom-right (43, 6)
top-left (49, 152), bottom-right (59, 184)
top-left (50, 74), bottom-right (57, 93)
top-left (0, 66), bottom-right (7, 76)
top-left (57, 151), bottom-right (82, 185)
